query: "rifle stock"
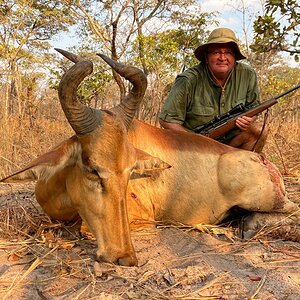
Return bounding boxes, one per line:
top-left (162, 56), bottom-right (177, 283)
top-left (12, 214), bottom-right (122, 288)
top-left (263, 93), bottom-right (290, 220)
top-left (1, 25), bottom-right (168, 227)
top-left (205, 98), bottom-right (277, 139)
top-left (193, 83), bottom-right (300, 139)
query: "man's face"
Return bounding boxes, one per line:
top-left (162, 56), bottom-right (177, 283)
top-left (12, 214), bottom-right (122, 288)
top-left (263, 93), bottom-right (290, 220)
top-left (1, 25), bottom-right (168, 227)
top-left (206, 43), bottom-right (236, 78)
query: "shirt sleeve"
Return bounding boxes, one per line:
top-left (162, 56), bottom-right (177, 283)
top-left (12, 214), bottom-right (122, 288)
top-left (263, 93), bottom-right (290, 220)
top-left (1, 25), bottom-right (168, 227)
top-left (159, 75), bottom-right (190, 124)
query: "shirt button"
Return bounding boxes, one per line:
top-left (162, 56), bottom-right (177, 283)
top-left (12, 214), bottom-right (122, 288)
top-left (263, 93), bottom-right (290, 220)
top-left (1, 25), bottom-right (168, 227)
top-left (221, 102), bottom-right (225, 107)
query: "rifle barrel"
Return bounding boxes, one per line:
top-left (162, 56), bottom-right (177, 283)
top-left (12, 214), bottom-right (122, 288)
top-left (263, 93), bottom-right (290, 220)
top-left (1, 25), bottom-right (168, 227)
top-left (273, 83), bottom-right (300, 100)
top-left (193, 83), bottom-right (300, 137)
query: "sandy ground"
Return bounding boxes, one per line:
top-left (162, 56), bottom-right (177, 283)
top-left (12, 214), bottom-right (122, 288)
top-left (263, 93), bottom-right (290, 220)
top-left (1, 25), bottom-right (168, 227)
top-left (0, 178), bottom-right (299, 300)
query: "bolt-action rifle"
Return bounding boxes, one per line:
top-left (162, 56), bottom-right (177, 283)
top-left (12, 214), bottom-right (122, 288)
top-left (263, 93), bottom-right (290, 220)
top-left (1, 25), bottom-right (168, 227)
top-left (193, 83), bottom-right (300, 139)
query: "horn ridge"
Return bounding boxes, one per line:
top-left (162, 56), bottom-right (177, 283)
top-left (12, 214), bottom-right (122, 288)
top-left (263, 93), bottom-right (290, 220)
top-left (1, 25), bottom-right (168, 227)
top-left (97, 53), bottom-right (147, 128)
top-left (58, 58), bottom-right (101, 135)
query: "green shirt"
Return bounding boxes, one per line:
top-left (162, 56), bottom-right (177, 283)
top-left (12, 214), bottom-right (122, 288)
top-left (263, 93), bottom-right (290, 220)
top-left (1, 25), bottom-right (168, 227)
top-left (159, 62), bottom-right (260, 131)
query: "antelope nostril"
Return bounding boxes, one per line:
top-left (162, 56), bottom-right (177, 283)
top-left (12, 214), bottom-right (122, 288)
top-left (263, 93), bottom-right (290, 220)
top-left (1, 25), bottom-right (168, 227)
top-left (117, 254), bottom-right (138, 266)
top-left (96, 253), bottom-right (137, 266)
top-left (96, 255), bottom-right (108, 264)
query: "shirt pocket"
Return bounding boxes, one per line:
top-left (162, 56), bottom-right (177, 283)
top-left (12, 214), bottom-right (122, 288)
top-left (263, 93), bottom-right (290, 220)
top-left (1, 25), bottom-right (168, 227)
top-left (187, 106), bottom-right (215, 128)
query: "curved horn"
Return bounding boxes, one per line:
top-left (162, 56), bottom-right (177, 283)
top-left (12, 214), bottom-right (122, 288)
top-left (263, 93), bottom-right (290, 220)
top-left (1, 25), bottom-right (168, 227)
top-left (97, 53), bottom-right (147, 129)
top-left (56, 48), bottom-right (100, 135)
top-left (55, 48), bottom-right (83, 63)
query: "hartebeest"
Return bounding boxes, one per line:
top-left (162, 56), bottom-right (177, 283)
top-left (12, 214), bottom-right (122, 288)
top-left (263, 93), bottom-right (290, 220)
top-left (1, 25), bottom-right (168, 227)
top-left (1, 51), bottom-right (299, 266)
top-left (0, 50), bottom-right (169, 266)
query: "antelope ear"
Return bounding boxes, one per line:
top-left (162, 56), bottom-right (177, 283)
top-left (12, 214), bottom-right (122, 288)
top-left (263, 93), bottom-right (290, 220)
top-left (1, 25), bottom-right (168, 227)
top-left (132, 148), bottom-right (171, 176)
top-left (0, 138), bottom-right (80, 183)
top-left (1, 167), bottom-right (40, 183)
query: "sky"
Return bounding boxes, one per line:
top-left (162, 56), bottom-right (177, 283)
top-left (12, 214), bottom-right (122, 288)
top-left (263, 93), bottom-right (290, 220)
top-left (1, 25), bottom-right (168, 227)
top-left (51, 0), bottom-right (264, 49)
top-left (198, 0), bottom-right (264, 40)
top-left (51, 0), bottom-right (297, 66)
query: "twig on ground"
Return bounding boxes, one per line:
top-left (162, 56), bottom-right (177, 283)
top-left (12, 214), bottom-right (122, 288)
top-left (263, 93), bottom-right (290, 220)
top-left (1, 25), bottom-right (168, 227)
top-left (249, 273), bottom-right (267, 300)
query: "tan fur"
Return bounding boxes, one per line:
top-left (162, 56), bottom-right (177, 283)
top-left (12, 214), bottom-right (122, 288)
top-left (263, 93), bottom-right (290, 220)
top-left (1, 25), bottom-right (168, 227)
top-left (126, 120), bottom-right (299, 227)
top-left (0, 114), bottom-right (170, 266)
top-left (1, 117), bottom-right (298, 266)
top-left (228, 123), bottom-right (269, 152)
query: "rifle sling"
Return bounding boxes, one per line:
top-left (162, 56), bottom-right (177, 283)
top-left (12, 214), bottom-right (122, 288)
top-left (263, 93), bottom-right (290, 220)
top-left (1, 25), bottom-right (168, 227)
top-left (251, 108), bottom-right (269, 152)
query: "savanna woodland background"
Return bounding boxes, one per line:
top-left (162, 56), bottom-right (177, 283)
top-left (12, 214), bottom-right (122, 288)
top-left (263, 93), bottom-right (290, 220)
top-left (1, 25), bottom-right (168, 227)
top-left (0, 1), bottom-right (299, 299)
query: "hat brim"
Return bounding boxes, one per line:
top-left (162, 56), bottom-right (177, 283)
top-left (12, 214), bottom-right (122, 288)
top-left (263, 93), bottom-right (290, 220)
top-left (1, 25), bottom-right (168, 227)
top-left (194, 41), bottom-right (246, 61)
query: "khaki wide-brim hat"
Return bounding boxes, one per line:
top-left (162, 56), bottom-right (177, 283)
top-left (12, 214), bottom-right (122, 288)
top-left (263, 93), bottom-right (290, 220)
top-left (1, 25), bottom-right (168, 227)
top-left (194, 28), bottom-right (246, 61)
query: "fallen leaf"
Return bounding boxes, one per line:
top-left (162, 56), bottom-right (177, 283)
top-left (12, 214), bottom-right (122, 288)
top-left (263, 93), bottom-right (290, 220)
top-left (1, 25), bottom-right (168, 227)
top-left (248, 275), bottom-right (262, 281)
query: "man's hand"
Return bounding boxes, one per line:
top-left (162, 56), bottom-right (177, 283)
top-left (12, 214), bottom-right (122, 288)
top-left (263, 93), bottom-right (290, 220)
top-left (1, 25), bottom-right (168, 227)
top-left (235, 115), bottom-right (257, 131)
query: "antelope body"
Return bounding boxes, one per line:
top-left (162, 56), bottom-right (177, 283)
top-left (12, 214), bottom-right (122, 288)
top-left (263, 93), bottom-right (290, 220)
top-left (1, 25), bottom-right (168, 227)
top-left (1, 51), bottom-right (298, 266)
top-left (126, 119), bottom-right (298, 228)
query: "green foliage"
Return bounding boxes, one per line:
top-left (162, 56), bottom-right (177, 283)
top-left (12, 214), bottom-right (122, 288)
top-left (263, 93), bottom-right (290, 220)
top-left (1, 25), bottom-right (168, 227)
top-left (49, 48), bottom-right (112, 107)
top-left (264, 65), bottom-right (299, 127)
top-left (260, 64), bottom-right (300, 99)
top-left (0, 0), bottom-right (76, 117)
top-left (131, 7), bottom-right (215, 75)
top-left (132, 32), bottom-right (180, 75)
top-left (251, 0), bottom-right (300, 61)
top-left (64, 0), bottom-right (216, 109)
top-left (0, 0), bottom-right (75, 59)
top-left (168, 7), bottom-right (216, 67)
top-left (77, 70), bottom-right (112, 106)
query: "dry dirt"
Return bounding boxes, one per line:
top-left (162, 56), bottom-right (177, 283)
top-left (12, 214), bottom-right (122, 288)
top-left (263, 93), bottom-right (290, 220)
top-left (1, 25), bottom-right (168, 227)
top-left (0, 178), bottom-right (299, 300)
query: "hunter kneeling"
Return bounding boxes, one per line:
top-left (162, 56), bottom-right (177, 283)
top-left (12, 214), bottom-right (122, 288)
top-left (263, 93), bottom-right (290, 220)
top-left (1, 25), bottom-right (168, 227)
top-left (159, 27), bottom-right (267, 152)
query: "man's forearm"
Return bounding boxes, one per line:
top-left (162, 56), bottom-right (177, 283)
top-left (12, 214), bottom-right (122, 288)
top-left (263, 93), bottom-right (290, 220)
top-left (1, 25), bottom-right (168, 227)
top-left (159, 119), bottom-right (188, 133)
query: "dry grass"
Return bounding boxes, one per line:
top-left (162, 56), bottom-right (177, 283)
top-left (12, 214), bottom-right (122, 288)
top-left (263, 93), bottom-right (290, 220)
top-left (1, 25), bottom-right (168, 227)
top-left (0, 194), bottom-right (299, 299)
top-left (264, 120), bottom-right (300, 175)
top-left (0, 116), bottom-right (73, 179)
top-left (0, 97), bottom-right (299, 299)
top-left (0, 111), bottom-right (299, 178)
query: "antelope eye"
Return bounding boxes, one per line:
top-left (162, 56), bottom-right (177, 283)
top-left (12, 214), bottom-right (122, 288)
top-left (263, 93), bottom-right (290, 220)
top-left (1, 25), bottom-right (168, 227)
top-left (84, 166), bottom-right (100, 181)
